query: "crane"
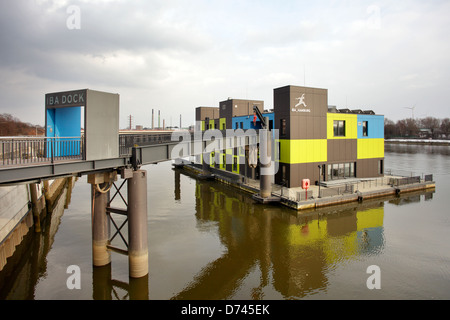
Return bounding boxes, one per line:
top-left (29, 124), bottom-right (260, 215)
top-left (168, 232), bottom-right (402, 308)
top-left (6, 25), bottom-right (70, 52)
top-left (252, 105), bottom-right (268, 129)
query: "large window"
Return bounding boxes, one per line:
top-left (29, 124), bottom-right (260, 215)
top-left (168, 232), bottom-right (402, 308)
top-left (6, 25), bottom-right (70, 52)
top-left (333, 120), bottom-right (346, 137)
top-left (328, 162), bottom-right (356, 180)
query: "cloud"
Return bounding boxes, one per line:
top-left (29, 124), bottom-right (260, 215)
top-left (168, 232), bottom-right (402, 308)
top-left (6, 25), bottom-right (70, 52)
top-left (0, 0), bottom-right (449, 128)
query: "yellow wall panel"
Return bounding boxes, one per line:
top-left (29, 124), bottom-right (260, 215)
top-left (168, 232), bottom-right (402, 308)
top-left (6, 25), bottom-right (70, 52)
top-left (220, 118), bottom-right (226, 130)
top-left (278, 139), bottom-right (327, 164)
top-left (327, 113), bottom-right (358, 139)
top-left (357, 138), bottom-right (384, 159)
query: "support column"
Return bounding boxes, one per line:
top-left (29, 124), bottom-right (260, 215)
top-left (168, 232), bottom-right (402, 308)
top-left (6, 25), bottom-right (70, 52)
top-left (91, 182), bottom-right (111, 267)
top-left (127, 170), bottom-right (149, 278)
top-left (29, 183), bottom-right (41, 233)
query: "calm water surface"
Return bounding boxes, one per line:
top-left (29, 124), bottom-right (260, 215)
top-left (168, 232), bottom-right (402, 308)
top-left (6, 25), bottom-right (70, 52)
top-left (1, 143), bottom-right (449, 299)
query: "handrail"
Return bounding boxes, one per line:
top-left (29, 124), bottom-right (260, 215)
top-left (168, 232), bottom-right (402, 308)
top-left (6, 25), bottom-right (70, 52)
top-left (1, 136), bottom-right (83, 166)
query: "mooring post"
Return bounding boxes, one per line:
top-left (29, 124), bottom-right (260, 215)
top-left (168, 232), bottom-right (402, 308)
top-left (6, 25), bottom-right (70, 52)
top-left (202, 152), bottom-right (211, 174)
top-left (127, 169), bottom-right (149, 278)
top-left (260, 126), bottom-right (272, 199)
top-left (91, 181), bottom-right (111, 267)
top-left (174, 169), bottom-right (181, 201)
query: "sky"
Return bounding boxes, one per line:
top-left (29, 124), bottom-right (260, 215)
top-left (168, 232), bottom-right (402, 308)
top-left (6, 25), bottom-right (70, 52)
top-left (0, 0), bottom-right (449, 129)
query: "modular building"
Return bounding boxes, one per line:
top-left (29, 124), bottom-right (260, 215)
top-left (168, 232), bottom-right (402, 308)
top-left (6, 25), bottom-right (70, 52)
top-left (195, 85), bottom-right (384, 188)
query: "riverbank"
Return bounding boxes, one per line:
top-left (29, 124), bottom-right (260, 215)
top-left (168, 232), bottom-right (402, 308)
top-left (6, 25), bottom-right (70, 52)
top-left (386, 139), bottom-right (450, 146)
top-left (0, 177), bottom-right (75, 271)
top-left (177, 162), bottom-right (436, 212)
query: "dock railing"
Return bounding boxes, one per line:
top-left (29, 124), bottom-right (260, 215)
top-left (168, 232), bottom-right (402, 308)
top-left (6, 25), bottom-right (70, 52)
top-left (1, 136), bottom-right (84, 165)
top-left (271, 172), bottom-right (434, 203)
top-left (119, 132), bottom-right (177, 156)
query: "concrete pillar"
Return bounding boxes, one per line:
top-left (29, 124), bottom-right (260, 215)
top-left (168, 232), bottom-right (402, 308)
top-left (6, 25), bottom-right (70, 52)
top-left (65, 176), bottom-right (73, 209)
top-left (91, 182), bottom-right (111, 267)
top-left (127, 170), bottom-right (149, 278)
top-left (260, 128), bottom-right (272, 199)
top-left (29, 183), bottom-right (41, 233)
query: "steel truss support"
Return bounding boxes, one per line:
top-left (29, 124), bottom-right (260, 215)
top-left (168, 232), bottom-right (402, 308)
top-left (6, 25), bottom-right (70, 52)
top-left (89, 169), bottom-right (148, 278)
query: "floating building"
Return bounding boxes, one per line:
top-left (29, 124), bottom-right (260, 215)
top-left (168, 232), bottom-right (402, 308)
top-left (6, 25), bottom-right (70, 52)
top-left (195, 85), bottom-right (384, 188)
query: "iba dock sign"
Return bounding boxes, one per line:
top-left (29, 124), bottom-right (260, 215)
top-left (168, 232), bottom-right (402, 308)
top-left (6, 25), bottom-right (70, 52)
top-left (45, 89), bottom-right (87, 108)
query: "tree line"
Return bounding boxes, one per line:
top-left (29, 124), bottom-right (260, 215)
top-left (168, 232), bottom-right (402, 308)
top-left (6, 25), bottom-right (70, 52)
top-left (0, 113), bottom-right (45, 136)
top-left (385, 116), bottom-right (450, 140)
top-left (1, 112), bottom-right (449, 140)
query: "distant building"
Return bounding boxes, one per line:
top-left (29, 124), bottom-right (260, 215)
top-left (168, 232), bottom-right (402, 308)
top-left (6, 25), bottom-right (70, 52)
top-left (195, 85), bottom-right (385, 188)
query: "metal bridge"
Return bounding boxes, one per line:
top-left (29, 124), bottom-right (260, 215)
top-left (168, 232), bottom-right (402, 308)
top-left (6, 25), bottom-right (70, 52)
top-left (0, 132), bottom-right (199, 185)
top-left (0, 89), bottom-right (274, 281)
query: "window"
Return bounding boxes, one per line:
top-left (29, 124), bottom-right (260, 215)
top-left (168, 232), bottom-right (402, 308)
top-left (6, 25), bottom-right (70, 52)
top-left (338, 163), bottom-right (345, 178)
top-left (379, 160), bottom-right (384, 174)
top-left (280, 119), bottom-right (286, 135)
top-left (344, 163), bottom-right (350, 177)
top-left (362, 121), bottom-right (368, 137)
top-left (233, 156), bottom-right (238, 172)
top-left (333, 120), bottom-right (346, 137)
top-left (329, 162), bottom-right (356, 180)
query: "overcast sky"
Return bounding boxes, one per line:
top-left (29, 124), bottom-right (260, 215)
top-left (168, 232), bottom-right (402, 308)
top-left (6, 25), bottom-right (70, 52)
top-left (0, 0), bottom-right (449, 129)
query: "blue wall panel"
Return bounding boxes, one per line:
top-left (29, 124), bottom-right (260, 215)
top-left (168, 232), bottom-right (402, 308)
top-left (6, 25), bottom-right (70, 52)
top-left (357, 115), bottom-right (384, 139)
top-left (232, 113), bottom-right (274, 130)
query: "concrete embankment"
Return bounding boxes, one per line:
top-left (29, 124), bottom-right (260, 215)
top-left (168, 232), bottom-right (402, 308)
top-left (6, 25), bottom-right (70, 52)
top-left (0, 177), bottom-right (75, 272)
top-left (386, 139), bottom-right (450, 146)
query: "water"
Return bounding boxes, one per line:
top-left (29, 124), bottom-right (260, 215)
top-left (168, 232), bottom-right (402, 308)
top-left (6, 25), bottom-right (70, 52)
top-left (1, 143), bottom-right (449, 300)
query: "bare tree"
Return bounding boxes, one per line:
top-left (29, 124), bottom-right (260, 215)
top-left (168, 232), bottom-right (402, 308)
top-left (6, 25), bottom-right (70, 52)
top-left (441, 118), bottom-right (450, 139)
top-left (384, 118), bottom-right (397, 138)
top-left (420, 117), bottom-right (441, 139)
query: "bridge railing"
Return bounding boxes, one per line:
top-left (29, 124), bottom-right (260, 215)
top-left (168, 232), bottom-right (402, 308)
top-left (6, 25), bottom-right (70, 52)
top-left (119, 132), bottom-right (185, 156)
top-left (0, 136), bottom-right (84, 166)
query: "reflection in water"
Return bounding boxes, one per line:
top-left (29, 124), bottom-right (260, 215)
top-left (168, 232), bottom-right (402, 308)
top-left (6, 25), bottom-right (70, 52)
top-left (0, 143), bottom-right (445, 299)
top-left (172, 178), bottom-right (387, 299)
top-left (93, 265), bottom-right (148, 300)
top-left (0, 179), bottom-right (71, 299)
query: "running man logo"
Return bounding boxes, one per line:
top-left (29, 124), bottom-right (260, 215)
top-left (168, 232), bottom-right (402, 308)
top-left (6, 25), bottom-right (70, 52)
top-left (295, 94), bottom-right (307, 108)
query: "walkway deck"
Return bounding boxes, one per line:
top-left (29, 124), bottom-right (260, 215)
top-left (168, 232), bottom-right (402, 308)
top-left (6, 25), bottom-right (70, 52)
top-left (178, 163), bottom-right (436, 211)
